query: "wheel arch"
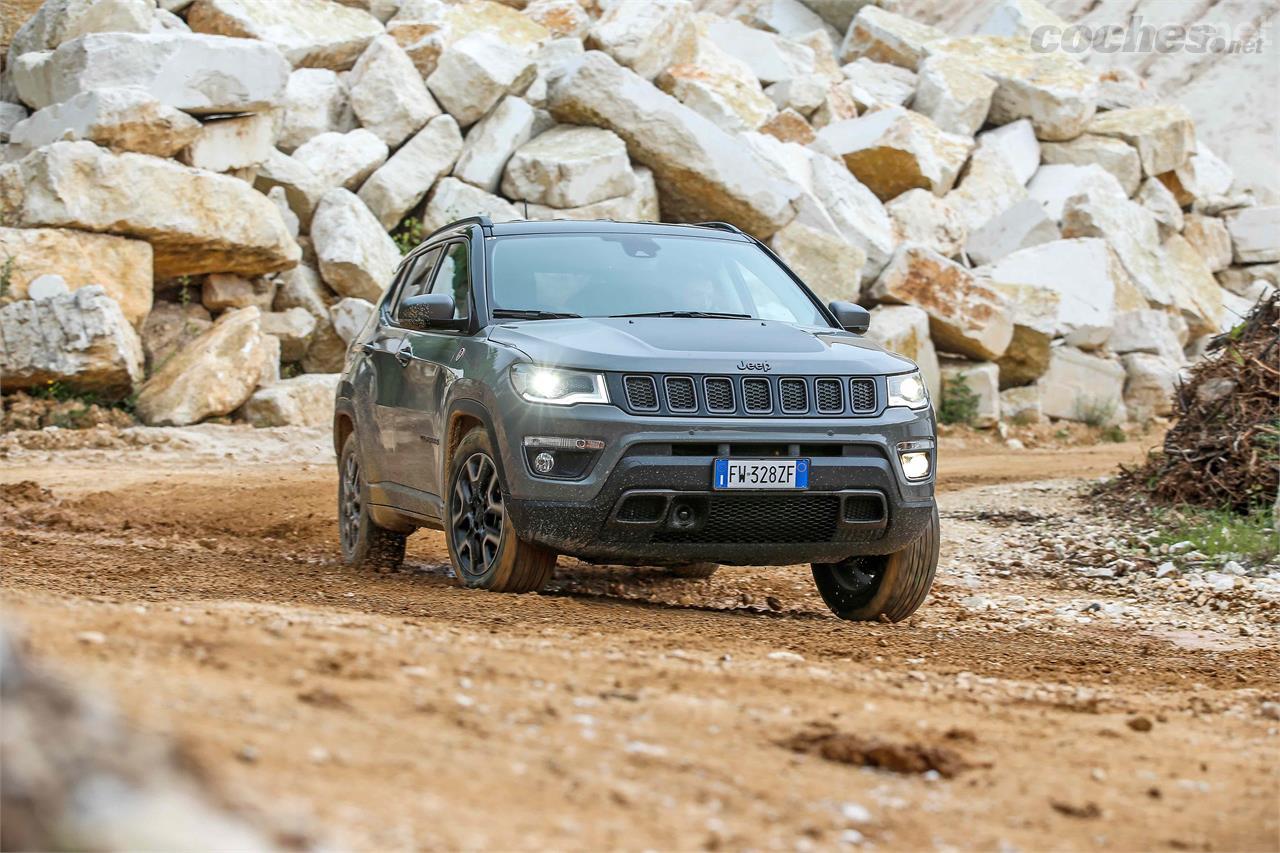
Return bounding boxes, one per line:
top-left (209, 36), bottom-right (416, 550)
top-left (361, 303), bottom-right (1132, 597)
top-left (333, 398), bottom-right (357, 458)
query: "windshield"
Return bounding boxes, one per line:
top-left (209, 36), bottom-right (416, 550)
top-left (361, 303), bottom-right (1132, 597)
top-left (488, 234), bottom-right (829, 325)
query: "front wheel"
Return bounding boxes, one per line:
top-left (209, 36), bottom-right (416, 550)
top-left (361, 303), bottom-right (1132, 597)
top-left (446, 427), bottom-right (556, 594)
top-left (811, 506), bottom-right (939, 622)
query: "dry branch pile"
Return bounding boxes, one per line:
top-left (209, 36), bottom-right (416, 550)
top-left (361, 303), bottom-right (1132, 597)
top-left (1115, 292), bottom-right (1279, 511)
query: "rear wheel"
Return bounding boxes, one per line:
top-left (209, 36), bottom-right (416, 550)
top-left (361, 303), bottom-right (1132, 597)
top-left (811, 506), bottom-right (939, 622)
top-left (446, 427), bottom-right (556, 594)
top-left (338, 432), bottom-right (406, 570)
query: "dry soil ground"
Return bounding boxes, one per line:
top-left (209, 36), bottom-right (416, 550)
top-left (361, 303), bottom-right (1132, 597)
top-left (1, 426), bottom-right (1277, 852)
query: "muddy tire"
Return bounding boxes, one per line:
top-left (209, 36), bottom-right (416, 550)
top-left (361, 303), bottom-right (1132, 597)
top-left (446, 427), bottom-right (556, 594)
top-left (666, 562), bottom-right (720, 579)
top-left (811, 506), bottom-right (939, 622)
top-left (339, 432), bottom-right (406, 571)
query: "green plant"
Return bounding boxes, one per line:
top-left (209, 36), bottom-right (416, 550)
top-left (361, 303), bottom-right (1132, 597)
top-left (1074, 395), bottom-right (1117, 428)
top-left (281, 362), bottom-right (302, 379)
top-left (938, 372), bottom-right (980, 426)
top-left (0, 253), bottom-right (15, 298)
top-left (1100, 424), bottom-right (1127, 443)
top-left (1147, 503), bottom-right (1279, 565)
top-left (176, 275), bottom-right (193, 307)
top-left (392, 217), bottom-right (425, 255)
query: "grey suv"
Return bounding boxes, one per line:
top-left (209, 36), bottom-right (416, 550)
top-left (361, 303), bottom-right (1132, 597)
top-left (335, 217), bottom-right (938, 622)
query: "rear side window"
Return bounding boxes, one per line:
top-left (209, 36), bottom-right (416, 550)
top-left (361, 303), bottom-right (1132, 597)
top-left (429, 241), bottom-right (471, 320)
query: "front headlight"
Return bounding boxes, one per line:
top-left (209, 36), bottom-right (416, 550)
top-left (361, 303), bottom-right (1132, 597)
top-left (887, 370), bottom-right (929, 410)
top-left (510, 364), bottom-right (610, 405)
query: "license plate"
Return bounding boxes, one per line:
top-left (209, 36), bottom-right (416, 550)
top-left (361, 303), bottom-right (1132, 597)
top-left (713, 458), bottom-right (809, 490)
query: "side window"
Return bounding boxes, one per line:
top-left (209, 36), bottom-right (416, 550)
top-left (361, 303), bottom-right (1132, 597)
top-left (392, 247), bottom-right (441, 323)
top-left (429, 241), bottom-right (471, 320)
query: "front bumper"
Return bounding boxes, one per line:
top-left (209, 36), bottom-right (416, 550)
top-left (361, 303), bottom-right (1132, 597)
top-left (495, 402), bottom-right (936, 566)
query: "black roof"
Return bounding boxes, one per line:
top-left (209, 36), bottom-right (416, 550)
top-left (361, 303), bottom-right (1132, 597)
top-left (426, 217), bottom-right (754, 242)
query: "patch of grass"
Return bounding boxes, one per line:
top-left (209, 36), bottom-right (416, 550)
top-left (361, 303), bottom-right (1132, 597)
top-left (392, 217), bottom-right (424, 255)
top-left (939, 372), bottom-right (979, 426)
top-left (1099, 424), bottom-right (1127, 443)
top-left (1074, 395), bottom-right (1117, 428)
top-left (1148, 503), bottom-right (1279, 565)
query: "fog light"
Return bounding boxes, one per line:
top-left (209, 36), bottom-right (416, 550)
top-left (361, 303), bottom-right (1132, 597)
top-left (533, 451), bottom-right (556, 474)
top-left (899, 451), bottom-right (931, 480)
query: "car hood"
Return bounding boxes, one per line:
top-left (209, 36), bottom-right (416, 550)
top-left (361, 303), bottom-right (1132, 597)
top-left (486, 317), bottom-right (916, 375)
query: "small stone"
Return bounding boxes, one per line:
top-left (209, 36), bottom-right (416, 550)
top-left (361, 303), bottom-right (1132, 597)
top-left (76, 631), bottom-right (106, 645)
top-left (767, 650), bottom-right (805, 662)
top-left (1126, 716), bottom-right (1153, 733)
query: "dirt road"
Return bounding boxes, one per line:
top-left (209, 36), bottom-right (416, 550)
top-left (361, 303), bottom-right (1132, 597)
top-left (2, 426), bottom-right (1277, 851)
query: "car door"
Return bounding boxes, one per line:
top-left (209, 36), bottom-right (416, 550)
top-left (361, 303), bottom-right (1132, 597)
top-left (393, 238), bottom-right (476, 499)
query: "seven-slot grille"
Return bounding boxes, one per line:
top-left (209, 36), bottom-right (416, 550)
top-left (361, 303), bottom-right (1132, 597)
top-left (617, 374), bottom-right (881, 417)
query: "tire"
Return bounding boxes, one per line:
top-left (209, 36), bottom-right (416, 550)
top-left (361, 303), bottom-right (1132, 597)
top-left (811, 506), bottom-right (939, 622)
top-left (666, 562), bottom-right (720, 579)
top-left (338, 431), bottom-right (406, 571)
top-left (446, 426), bottom-right (556, 594)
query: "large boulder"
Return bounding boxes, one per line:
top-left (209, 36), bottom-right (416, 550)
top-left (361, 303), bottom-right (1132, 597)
top-left (179, 111), bottom-right (275, 173)
top-left (451, 96), bottom-right (540, 194)
top-left (924, 36), bottom-right (1097, 142)
top-left (586, 0), bottom-right (694, 81)
top-left (422, 176), bottom-right (522, 233)
top-left (863, 303), bottom-right (940, 397)
top-left (941, 141), bottom-right (1025, 234)
top-left (358, 114), bottom-right (463, 229)
top-left (0, 104), bottom-right (28, 143)
top-left (311, 189), bottom-right (401, 302)
top-left (347, 34), bottom-right (440, 148)
top-left (964, 198), bottom-right (1059, 266)
top-left (1033, 346), bottom-right (1127, 425)
top-left (839, 59), bottom-right (917, 112)
top-left (276, 68), bottom-right (356, 153)
top-left (186, 0), bottom-right (384, 70)
top-left (200, 273), bottom-right (275, 312)
top-left (1223, 206), bottom-right (1280, 264)
top-left (1182, 213), bottom-right (1232, 273)
top-left (7, 0), bottom-right (154, 60)
top-left (1039, 134), bottom-right (1141, 197)
top-left (939, 358), bottom-right (1000, 427)
top-left (329, 297), bottom-right (376, 344)
top-left (259, 307), bottom-right (316, 361)
top-left (1, 141), bottom-right (299, 277)
top-left (426, 32), bottom-right (536, 127)
top-left (238, 373), bottom-right (340, 427)
top-left (838, 5), bottom-right (942, 70)
top-left (134, 306), bottom-right (271, 425)
top-left (912, 54), bottom-right (995, 137)
top-left (14, 32), bottom-right (289, 114)
top-left (656, 40), bottom-right (777, 133)
top-left (1137, 176), bottom-right (1184, 237)
top-left (815, 107), bottom-right (973, 201)
top-left (974, 119), bottom-right (1039, 185)
top-left (0, 227), bottom-right (153, 328)
top-left (140, 299), bottom-right (214, 372)
top-left (1121, 352), bottom-right (1179, 420)
top-left (548, 50), bottom-right (800, 237)
top-left (984, 281), bottom-right (1057, 388)
top-left (253, 148), bottom-right (326, 227)
top-left (7, 86), bottom-right (200, 157)
top-left (1162, 234), bottom-right (1225, 336)
top-left (1109, 309), bottom-right (1187, 364)
top-left (869, 245), bottom-right (1013, 361)
top-left (0, 286), bottom-right (144, 397)
top-left (1086, 105), bottom-right (1194, 178)
top-left (807, 153), bottom-right (896, 283)
top-left (522, 166), bottom-right (659, 222)
top-left (886, 188), bottom-right (966, 258)
top-left (291, 128), bottom-right (387, 192)
top-left (768, 217), bottom-right (865, 305)
top-left (501, 125), bottom-right (635, 209)
top-left (706, 17), bottom-right (815, 84)
top-left (1026, 162), bottom-right (1121, 223)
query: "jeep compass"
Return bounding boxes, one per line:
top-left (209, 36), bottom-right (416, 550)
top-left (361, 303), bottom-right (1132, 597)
top-left (334, 217), bottom-right (938, 622)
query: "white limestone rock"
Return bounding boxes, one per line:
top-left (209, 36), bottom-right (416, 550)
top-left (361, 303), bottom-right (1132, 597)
top-left (427, 32), bottom-right (536, 127)
top-left (277, 68), bottom-right (356, 153)
top-left (311, 189), bottom-right (401, 302)
top-left (839, 5), bottom-right (941, 70)
top-left (1223, 206), bottom-right (1280, 264)
top-left (501, 124), bottom-right (635, 209)
top-left (0, 103), bottom-right (28, 143)
top-left (975, 0), bottom-right (1066, 39)
top-left (180, 111), bottom-right (274, 172)
top-left (940, 358), bottom-right (1000, 427)
top-left (1121, 352), bottom-right (1179, 420)
top-left (291, 128), bottom-right (387, 192)
top-left (1033, 346), bottom-right (1127, 425)
top-left (358, 114), bottom-right (464, 229)
top-left (273, 262), bottom-right (331, 322)
top-left (1027, 163), bottom-right (1121, 224)
top-left (984, 280), bottom-right (1058, 386)
top-left (330, 297), bottom-right (375, 344)
top-left (965, 198), bottom-right (1059, 267)
top-left (655, 35), bottom-right (777, 133)
top-left (7, 86), bottom-right (199, 157)
top-left (1137, 176), bottom-right (1184, 237)
top-left (816, 106), bottom-right (973, 201)
top-left (706, 17), bottom-right (816, 85)
top-left (586, 0), bottom-right (695, 81)
top-left (886, 189), bottom-right (966, 258)
top-left (547, 50), bottom-right (800, 237)
top-left (870, 245), bottom-right (1013, 361)
top-left (975, 119), bottom-right (1038, 186)
top-left (806, 153), bottom-right (896, 283)
top-left (942, 142), bottom-right (1026, 235)
top-left (16, 32), bottom-right (289, 114)
top-left (768, 217), bottom-right (866, 305)
top-left (1000, 384), bottom-right (1042, 423)
top-left (452, 96), bottom-right (540, 194)
top-left (1039, 134), bottom-right (1141, 197)
top-left (0, 285), bottom-right (144, 396)
top-left (3, 140), bottom-right (299, 277)
top-left (523, 166), bottom-right (659, 222)
top-left (1109, 309), bottom-right (1187, 364)
top-left (525, 0), bottom-right (592, 39)
top-left (186, 0), bottom-right (384, 70)
top-left (347, 34), bottom-right (440, 148)
top-left (423, 176), bottom-right (523, 233)
top-left (765, 74), bottom-right (828, 117)
top-left (140, 299), bottom-right (212, 371)
top-left (912, 54), bottom-right (995, 137)
top-left (737, 0), bottom-right (829, 39)
top-left (7, 0), bottom-right (154, 59)
top-left (239, 372), bottom-right (340, 427)
top-left (259, 306), bottom-right (317, 361)
top-left (839, 58), bottom-right (916, 111)
top-left (201, 273), bottom-right (275, 312)
top-left (134, 306), bottom-right (270, 425)
top-left (1182, 214), bottom-right (1232, 273)
top-left (1087, 104), bottom-right (1195, 178)
top-left (253, 148), bottom-right (327, 228)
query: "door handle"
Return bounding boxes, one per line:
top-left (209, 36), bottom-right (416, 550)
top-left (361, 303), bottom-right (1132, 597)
top-left (395, 341), bottom-right (414, 366)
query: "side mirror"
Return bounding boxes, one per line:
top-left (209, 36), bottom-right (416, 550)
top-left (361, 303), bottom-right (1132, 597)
top-left (828, 300), bottom-right (871, 334)
top-left (399, 293), bottom-right (457, 330)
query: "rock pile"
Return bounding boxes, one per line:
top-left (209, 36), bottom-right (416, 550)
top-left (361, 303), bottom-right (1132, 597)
top-left (2, 0), bottom-right (1276, 430)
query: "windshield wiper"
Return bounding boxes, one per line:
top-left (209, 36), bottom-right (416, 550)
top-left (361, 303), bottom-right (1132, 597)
top-left (492, 308), bottom-right (581, 320)
top-left (608, 311), bottom-right (753, 319)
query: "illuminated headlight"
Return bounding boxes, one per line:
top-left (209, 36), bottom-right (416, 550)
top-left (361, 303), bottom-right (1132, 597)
top-left (887, 370), bottom-right (929, 410)
top-left (897, 440), bottom-right (933, 480)
top-left (510, 364), bottom-right (609, 405)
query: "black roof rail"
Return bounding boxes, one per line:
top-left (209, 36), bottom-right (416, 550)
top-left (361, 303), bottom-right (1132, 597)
top-left (693, 221), bottom-right (746, 235)
top-left (423, 214), bottom-right (494, 242)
